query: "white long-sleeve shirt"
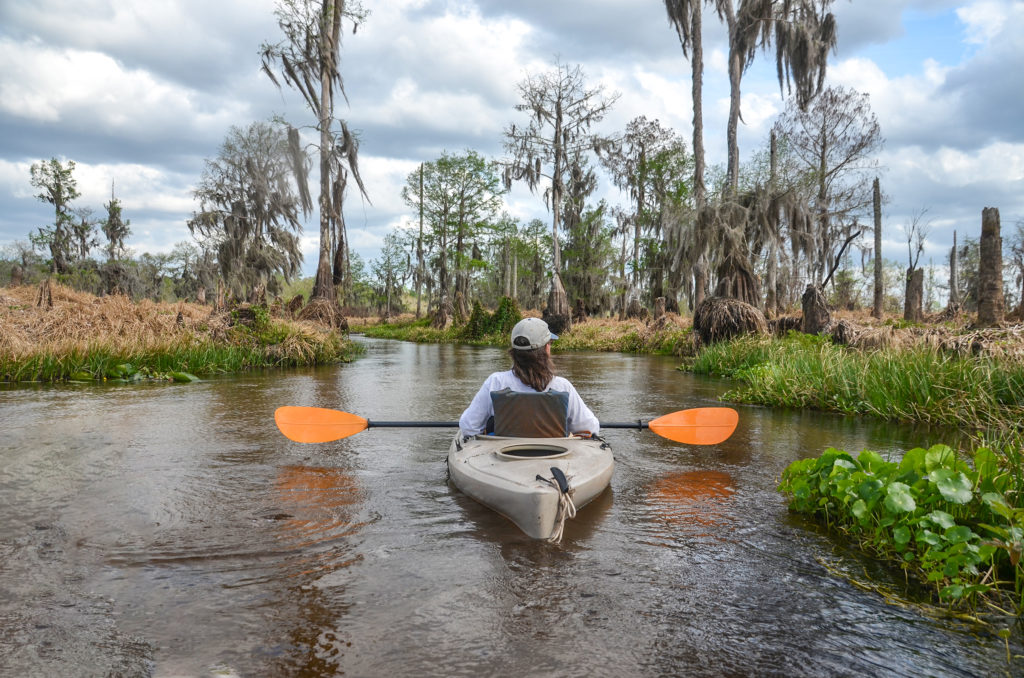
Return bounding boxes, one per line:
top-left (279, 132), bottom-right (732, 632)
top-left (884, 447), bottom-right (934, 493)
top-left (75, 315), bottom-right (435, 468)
top-left (458, 370), bottom-right (600, 436)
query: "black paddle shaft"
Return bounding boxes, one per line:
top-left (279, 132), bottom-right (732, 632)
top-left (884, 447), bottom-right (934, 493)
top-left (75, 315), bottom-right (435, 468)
top-left (599, 421), bottom-right (650, 429)
top-left (367, 421), bottom-right (460, 428)
top-left (366, 420), bottom-right (650, 429)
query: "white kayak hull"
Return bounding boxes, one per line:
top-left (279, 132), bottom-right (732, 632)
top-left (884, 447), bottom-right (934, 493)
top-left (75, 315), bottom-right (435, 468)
top-left (447, 434), bottom-right (614, 540)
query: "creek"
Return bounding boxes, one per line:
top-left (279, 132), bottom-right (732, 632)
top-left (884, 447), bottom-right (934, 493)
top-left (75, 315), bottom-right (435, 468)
top-left (0, 336), bottom-right (1019, 677)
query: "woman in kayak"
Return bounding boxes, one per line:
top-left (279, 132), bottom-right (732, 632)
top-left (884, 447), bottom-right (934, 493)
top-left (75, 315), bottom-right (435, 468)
top-left (459, 317), bottom-right (600, 437)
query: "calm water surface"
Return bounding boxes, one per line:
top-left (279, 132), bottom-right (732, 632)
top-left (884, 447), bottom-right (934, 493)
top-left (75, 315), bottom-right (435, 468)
top-left (0, 336), bottom-right (1019, 677)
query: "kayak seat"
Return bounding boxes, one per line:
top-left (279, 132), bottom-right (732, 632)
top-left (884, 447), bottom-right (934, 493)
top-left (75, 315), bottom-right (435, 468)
top-left (490, 388), bottom-right (569, 438)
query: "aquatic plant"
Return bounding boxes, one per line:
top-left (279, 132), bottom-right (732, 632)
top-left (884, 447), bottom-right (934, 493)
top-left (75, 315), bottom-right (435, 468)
top-left (779, 444), bottom-right (1024, 614)
top-left (689, 332), bottom-right (1024, 432)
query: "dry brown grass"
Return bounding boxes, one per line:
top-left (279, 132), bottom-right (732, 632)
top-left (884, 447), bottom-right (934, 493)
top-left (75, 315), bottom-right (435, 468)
top-left (0, 284), bottom-right (227, 358)
top-left (0, 282), bottom-right (345, 362)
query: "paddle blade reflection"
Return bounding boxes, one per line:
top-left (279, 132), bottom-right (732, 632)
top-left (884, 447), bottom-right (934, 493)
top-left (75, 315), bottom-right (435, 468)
top-left (645, 470), bottom-right (735, 536)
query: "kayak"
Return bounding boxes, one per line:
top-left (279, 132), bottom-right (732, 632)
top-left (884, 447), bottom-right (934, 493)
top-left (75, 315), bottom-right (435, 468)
top-left (447, 433), bottom-right (614, 541)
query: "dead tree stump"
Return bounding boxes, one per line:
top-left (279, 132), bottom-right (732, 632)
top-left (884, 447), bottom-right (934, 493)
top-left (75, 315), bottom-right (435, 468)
top-left (801, 285), bottom-right (831, 335)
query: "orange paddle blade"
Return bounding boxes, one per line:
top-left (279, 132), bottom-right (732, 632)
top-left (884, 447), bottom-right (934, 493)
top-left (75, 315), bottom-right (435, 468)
top-left (274, 406), bottom-right (369, 443)
top-left (648, 407), bottom-right (738, 445)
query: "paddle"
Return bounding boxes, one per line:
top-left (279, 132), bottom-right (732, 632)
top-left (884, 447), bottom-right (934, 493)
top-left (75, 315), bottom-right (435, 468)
top-left (274, 406), bottom-right (738, 446)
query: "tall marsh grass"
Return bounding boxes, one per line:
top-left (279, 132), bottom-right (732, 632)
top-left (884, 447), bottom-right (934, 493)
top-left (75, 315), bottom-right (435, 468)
top-left (0, 284), bottom-right (358, 382)
top-left (691, 332), bottom-right (1024, 433)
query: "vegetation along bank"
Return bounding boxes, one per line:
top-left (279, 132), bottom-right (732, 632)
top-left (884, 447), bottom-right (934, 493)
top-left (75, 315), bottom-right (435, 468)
top-left (0, 283), bottom-right (359, 383)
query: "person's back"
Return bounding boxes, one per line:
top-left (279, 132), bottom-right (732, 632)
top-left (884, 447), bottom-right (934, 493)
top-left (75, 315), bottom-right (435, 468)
top-left (458, 318), bottom-right (599, 437)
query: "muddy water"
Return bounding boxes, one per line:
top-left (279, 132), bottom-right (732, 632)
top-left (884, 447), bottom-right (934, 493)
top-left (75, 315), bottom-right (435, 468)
top-left (0, 336), bottom-right (1019, 677)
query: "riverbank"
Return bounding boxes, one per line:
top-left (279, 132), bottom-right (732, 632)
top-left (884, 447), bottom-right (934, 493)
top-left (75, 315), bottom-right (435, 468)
top-left (352, 313), bottom-right (697, 355)
top-left (0, 284), bottom-right (359, 382)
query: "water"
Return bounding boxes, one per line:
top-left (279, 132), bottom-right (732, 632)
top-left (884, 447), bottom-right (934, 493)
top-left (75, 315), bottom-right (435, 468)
top-left (0, 337), bottom-right (1019, 677)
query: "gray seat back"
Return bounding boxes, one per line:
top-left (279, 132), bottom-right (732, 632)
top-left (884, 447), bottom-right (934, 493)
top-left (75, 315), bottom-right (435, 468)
top-left (490, 388), bottom-right (569, 437)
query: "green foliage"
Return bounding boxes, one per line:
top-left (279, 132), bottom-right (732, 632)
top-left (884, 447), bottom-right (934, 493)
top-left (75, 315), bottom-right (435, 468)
top-left (779, 444), bottom-right (1024, 611)
top-left (461, 301), bottom-right (491, 341)
top-left (490, 296), bottom-right (521, 336)
top-left (689, 333), bottom-right (1024, 431)
top-left (460, 297), bottom-right (522, 342)
top-left (29, 157), bottom-right (81, 274)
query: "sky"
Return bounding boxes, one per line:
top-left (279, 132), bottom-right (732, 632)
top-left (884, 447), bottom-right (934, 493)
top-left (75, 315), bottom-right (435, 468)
top-left (0, 0), bottom-right (1022, 280)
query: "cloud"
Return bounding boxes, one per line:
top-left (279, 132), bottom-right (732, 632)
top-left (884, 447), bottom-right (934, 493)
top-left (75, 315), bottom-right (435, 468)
top-left (0, 0), bottom-right (1021, 279)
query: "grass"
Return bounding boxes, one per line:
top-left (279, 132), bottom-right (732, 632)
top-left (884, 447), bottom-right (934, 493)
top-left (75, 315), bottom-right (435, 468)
top-left (689, 331), bottom-right (1024, 434)
top-left (354, 313), bottom-right (697, 355)
top-left (0, 284), bottom-right (360, 382)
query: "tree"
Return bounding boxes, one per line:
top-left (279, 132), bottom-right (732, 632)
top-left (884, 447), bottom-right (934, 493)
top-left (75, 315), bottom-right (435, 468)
top-left (664, 1), bottom-right (838, 309)
top-left (188, 121), bottom-right (306, 301)
top-left (401, 151), bottom-right (504, 322)
top-left (955, 236), bottom-right (981, 312)
top-left (722, 0), bottom-right (838, 192)
top-left (773, 86), bottom-right (882, 286)
top-left (948, 230), bottom-right (960, 309)
top-left (600, 116), bottom-right (692, 309)
top-left (102, 182), bottom-right (132, 262)
top-left (1006, 220), bottom-right (1024, 317)
top-left (977, 207), bottom-right (1005, 326)
top-left (261, 0), bottom-right (369, 302)
top-left (901, 208), bottom-right (929, 322)
top-left (871, 177), bottom-right (883, 318)
top-left (664, 0), bottom-right (710, 305)
top-left (167, 241), bottom-right (218, 302)
top-left (503, 61), bottom-right (618, 331)
top-left (70, 207), bottom-right (100, 262)
top-left (29, 158), bottom-right (80, 274)
top-left (562, 201), bottom-right (616, 315)
top-left (370, 231), bottom-right (410, 318)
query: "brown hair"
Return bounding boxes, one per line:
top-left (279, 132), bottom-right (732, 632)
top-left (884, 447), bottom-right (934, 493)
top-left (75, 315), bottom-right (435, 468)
top-left (509, 346), bottom-right (556, 392)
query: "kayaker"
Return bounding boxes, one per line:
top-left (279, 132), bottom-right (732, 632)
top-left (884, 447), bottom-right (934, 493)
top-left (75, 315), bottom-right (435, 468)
top-left (459, 317), bottom-right (600, 437)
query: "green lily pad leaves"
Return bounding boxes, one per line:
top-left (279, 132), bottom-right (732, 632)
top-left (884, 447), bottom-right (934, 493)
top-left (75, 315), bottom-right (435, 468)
top-left (884, 482), bottom-right (916, 513)
top-left (778, 441), bottom-right (1024, 610)
top-left (928, 469), bottom-right (973, 504)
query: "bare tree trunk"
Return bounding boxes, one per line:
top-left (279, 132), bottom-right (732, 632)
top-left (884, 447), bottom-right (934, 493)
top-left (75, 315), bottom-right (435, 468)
top-left (765, 132), bottom-right (779, 317)
top-left (544, 95), bottom-right (571, 332)
top-left (724, 3), bottom-right (741, 192)
top-left (512, 251), bottom-right (518, 304)
top-left (503, 251), bottom-right (511, 298)
top-left (415, 163), bottom-right (424, 319)
top-left (311, 1), bottom-right (339, 302)
top-left (948, 230), bottom-right (959, 308)
top-left (693, 254), bottom-right (708, 309)
top-left (977, 207), bottom-right (1005, 327)
top-left (654, 296), bottom-right (666, 320)
top-left (871, 177), bottom-right (883, 319)
top-left (903, 268), bottom-right (923, 322)
top-left (544, 273), bottom-right (572, 334)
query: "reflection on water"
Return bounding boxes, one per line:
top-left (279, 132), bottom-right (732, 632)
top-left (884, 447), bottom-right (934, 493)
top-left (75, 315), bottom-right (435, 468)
top-left (0, 337), bottom-right (1019, 677)
top-left (273, 465), bottom-right (366, 577)
top-left (644, 469), bottom-right (735, 539)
